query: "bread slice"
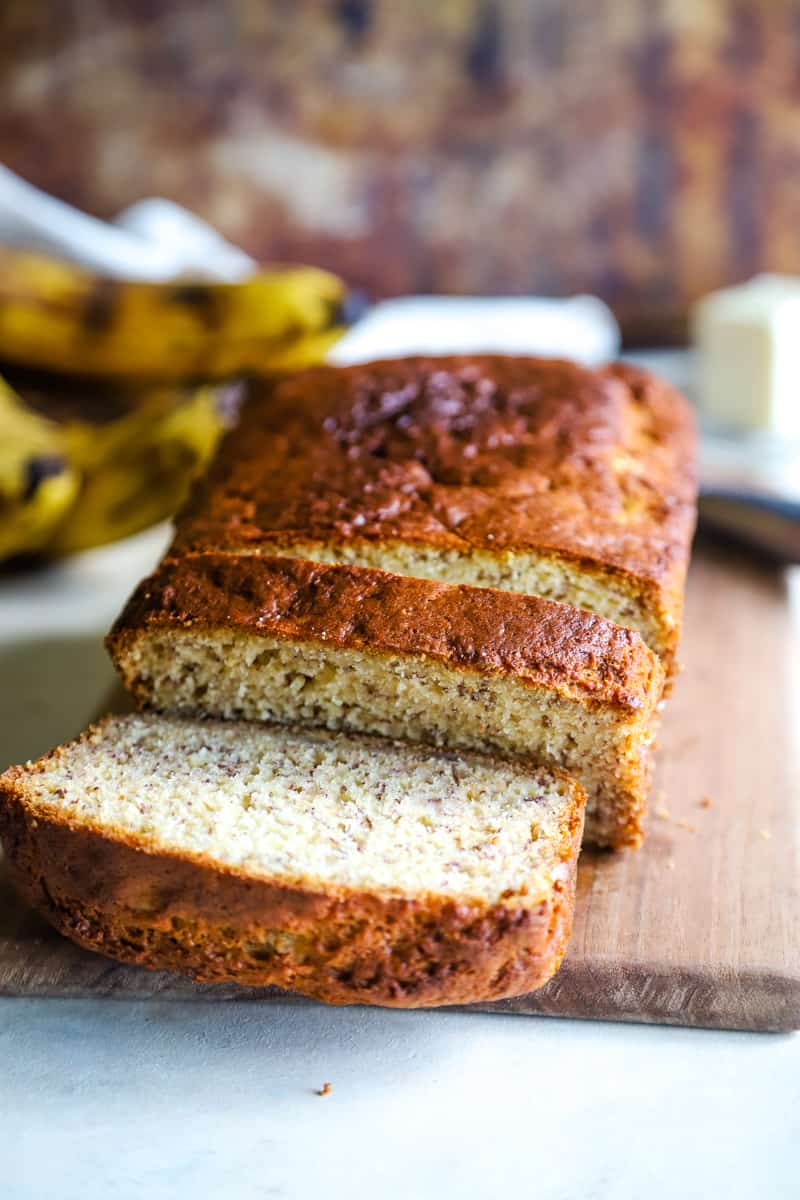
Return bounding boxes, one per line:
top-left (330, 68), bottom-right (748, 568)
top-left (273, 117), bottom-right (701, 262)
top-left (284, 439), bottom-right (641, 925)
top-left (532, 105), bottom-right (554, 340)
top-left (0, 714), bottom-right (584, 1007)
top-left (108, 554), bottom-right (664, 848)
top-left (170, 355), bottom-right (697, 668)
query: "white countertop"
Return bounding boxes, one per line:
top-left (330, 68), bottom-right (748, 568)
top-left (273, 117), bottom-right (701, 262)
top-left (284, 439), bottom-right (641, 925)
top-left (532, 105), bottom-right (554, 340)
top-left (3, 997), bottom-right (798, 1200)
top-left (1, 511), bottom-right (797, 1200)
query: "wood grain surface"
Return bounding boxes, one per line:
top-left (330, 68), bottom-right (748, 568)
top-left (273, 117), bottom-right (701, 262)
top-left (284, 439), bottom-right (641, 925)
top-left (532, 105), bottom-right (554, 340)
top-left (1, 540), bottom-right (798, 1030)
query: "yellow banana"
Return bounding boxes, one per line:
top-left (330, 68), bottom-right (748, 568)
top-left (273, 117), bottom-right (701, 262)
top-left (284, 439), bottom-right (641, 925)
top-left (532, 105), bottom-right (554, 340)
top-left (0, 372), bottom-right (231, 562)
top-left (0, 376), bottom-right (79, 560)
top-left (0, 245), bottom-right (349, 382)
top-left (50, 384), bottom-right (227, 554)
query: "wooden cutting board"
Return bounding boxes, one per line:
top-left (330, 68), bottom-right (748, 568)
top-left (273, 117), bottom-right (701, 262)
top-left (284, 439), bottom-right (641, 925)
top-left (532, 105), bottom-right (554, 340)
top-left (1, 539), bottom-right (798, 1031)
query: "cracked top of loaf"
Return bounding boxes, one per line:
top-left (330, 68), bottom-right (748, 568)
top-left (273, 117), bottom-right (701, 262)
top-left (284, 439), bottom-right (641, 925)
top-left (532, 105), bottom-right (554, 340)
top-left (170, 356), bottom-right (697, 660)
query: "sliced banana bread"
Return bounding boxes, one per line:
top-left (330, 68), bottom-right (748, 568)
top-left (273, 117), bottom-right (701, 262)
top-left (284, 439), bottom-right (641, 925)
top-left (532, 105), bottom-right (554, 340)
top-left (0, 714), bottom-right (584, 1007)
top-left (108, 555), bottom-right (664, 848)
top-left (170, 355), bottom-right (698, 667)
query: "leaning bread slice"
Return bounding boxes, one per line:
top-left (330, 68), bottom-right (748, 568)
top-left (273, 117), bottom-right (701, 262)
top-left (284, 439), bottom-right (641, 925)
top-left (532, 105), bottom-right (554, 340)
top-left (0, 714), bottom-right (584, 1007)
top-left (108, 555), bottom-right (664, 848)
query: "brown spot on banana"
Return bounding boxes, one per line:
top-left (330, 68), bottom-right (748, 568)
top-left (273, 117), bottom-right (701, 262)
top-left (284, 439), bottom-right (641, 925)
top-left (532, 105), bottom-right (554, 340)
top-left (167, 285), bottom-right (222, 330)
top-left (81, 279), bottom-right (119, 335)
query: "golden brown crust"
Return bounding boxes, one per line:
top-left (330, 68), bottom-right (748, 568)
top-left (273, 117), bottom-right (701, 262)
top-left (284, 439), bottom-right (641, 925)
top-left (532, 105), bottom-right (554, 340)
top-left (0, 732), bottom-right (583, 1007)
top-left (108, 554), bottom-right (663, 715)
top-left (170, 356), bottom-right (698, 659)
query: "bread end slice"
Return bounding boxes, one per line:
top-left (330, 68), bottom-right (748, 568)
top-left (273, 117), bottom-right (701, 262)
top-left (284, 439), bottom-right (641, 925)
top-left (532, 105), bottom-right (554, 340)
top-left (0, 715), bottom-right (584, 1007)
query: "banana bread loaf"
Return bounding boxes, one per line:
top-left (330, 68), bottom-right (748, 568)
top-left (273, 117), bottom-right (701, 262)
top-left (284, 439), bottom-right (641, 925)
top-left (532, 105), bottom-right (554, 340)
top-left (170, 355), bottom-right (698, 668)
top-left (108, 554), bottom-right (664, 848)
top-left (0, 714), bottom-right (584, 1007)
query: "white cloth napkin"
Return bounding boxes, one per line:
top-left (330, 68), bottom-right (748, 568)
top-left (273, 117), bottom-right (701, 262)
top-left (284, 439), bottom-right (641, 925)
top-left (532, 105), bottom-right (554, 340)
top-left (329, 294), bottom-right (619, 366)
top-left (0, 164), bottom-right (254, 281)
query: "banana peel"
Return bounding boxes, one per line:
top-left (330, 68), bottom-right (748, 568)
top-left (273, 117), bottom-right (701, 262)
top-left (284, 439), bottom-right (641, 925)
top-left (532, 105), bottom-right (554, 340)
top-left (0, 244), bottom-right (349, 382)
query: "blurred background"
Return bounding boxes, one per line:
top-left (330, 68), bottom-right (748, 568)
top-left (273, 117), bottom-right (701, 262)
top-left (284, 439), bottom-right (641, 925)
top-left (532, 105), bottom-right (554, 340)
top-left (3, 0), bottom-right (799, 344)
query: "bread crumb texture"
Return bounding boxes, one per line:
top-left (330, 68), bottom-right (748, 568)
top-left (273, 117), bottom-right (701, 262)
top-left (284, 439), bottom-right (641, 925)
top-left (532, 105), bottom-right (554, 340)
top-left (116, 627), bottom-right (653, 848)
top-left (3, 715), bottom-right (578, 905)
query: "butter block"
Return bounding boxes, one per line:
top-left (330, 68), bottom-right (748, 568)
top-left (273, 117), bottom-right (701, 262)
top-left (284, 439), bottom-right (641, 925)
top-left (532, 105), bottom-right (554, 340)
top-left (692, 275), bottom-right (800, 438)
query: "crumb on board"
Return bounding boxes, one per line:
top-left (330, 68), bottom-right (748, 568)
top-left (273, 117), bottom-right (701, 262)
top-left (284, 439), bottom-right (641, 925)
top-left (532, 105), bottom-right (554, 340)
top-left (699, 796), bottom-right (713, 809)
top-left (652, 795), bottom-right (697, 830)
top-left (317, 1082), bottom-right (332, 1097)
top-left (758, 829), bottom-right (772, 841)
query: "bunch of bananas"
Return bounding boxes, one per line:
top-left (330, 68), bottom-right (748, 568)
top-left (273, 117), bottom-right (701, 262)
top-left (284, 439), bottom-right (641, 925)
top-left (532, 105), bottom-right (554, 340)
top-left (0, 245), bottom-right (350, 563)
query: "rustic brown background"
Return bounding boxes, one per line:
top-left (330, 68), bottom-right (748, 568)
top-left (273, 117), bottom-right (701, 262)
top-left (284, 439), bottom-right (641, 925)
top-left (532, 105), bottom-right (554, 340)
top-left (3, 0), bottom-right (800, 339)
